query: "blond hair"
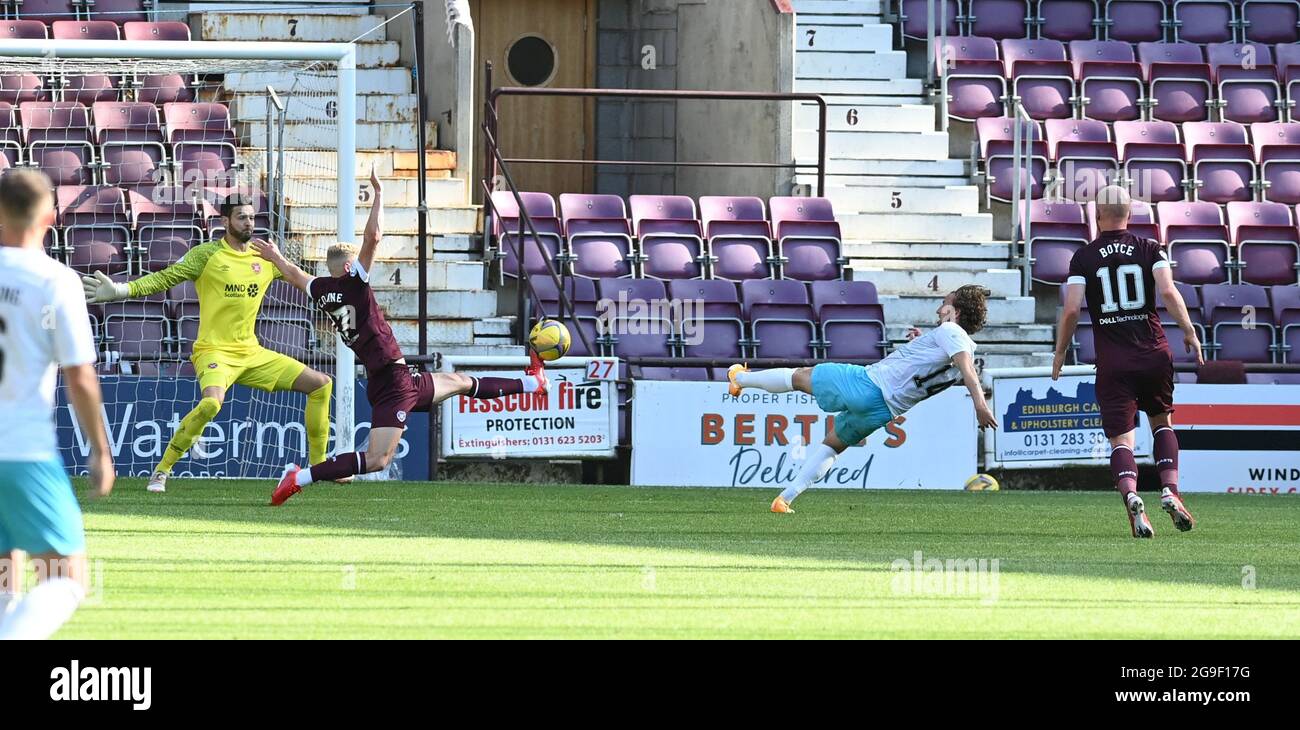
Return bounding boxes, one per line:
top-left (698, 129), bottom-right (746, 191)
top-left (0, 169), bottom-right (53, 231)
top-left (326, 243), bottom-right (358, 265)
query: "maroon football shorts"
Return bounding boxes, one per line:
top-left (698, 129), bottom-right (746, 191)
top-left (1094, 353), bottom-right (1175, 438)
top-left (367, 363), bottom-right (436, 429)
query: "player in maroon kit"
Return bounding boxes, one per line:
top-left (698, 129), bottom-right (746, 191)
top-left (1052, 185), bottom-right (1204, 538)
top-left (255, 168), bottom-right (549, 505)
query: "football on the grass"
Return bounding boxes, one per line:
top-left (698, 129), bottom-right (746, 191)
top-left (529, 319), bottom-right (571, 362)
top-left (964, 473), bottom-right (1000, 492)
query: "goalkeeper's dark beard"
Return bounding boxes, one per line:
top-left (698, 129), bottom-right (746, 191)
top-left (227, 227), bottom-right (252, 244)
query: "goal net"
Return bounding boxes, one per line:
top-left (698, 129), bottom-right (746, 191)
top-left (0, 38), bottom-right (359, 479)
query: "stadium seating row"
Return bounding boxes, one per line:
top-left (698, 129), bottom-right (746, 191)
top-left (0, 0), bottom-right (149, 23)
top-left (1063, 280), bottom-right (1300, 362)
top-left (1028, 197), bottom-right (1300, 284)
top-left (527, 276), bottom-right (889, 362)
top-left (904, 0), bottom-right (1300, 44)
top-left (944, 38), bottom-right (1300, 124)
top-left (490, 192), bottom-right (847, 282)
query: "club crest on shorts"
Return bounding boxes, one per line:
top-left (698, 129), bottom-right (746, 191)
top-left (397, 410), bottom-right (407, 423)
top-left (207, 362), bottom-right (218, 369)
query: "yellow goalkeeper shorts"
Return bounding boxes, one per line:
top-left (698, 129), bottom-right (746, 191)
top-left (192, 347), bottom-right (308, 393)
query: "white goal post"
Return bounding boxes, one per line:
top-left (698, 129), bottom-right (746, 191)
top-left (3, 38), bottom-right (360, 471)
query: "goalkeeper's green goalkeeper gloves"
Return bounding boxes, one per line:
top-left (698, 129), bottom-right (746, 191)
top-left (81, 271), bottom-right (130, 304)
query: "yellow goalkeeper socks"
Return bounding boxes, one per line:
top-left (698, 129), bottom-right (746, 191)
top-left (156, 396), bottom-right (221, 474)
top-left (306, 380), bottom-right (333, 465)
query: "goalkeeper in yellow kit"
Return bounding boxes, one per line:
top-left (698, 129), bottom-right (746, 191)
top-left (81, 194), bottom-right (334, 492)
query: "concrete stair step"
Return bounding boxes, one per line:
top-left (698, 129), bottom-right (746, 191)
top-left (200, 12), bottom-right (389, 42)
top-left (844, 240), bottom-right (1012, 260)
top-left (310, 259), bottom-right (483, 290)
top-left (425, 342), bottom-right (529, 357)
top-left (826, 184), bottom-right (978, 214)
top-left (880, 294), bottom-right (1037, 325)
top-left (840, 212), bottom-right (992, 241)
top-left (241, 149), bottom-right (456, 178)
top-left (241, 120), bottom-right (431, 150)
top-left (224, 68), bottom-right (411, 95)
top-left (796, 130), bottom-right (950, 160)
top-left (796, 23), bottom-right (894, 51)
top-left (282, 176), bottom-right (466, 207)
top-left (796, 50), bottom-right (907, 79)
top-left (802, 174), bottom-right (970, 188)
top-left (852, 267), bottom-right (1022, 297)
top-left (290, 205), bottom-right (479, 235)
top-left (795, 102), bottom-right (933, 132)
top-left (231, 92), bottom-right (417, 123)
top-left (299, 233), bottom-right (475, 259)
top-left (793, 0), bottom-right (885, 16)
top-left (798, 157), bottom-right (967, 177)
top-left (795, 78), bottom-right (924, 95)
top-left (374, 288), bottom-right (497, 320)
top-left (978, 352), bottom-right (1056, 369)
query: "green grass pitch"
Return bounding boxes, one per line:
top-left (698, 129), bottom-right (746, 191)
top-left (55, 478), bottom-right (1300, 639)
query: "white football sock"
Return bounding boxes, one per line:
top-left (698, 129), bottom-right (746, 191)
top-left (521, 375), bottom-right (541, 393)
top-left (296, 467), bottom-right (315, 487)
top-left (0, 577), bottom-right (84, 640)
top-left (780, 443), bottom-right (838, 503)
top-left (736, 368), bottom-right (795, 393)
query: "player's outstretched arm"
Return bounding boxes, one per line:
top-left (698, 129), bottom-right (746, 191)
top-left (63, 363), bottom-right (114, 499)
top-left (82, 244), bottom-right (213, 303)
top-left (358, 165), bottom-right (384, 273)
top-left (953, 351), bottom-right (998, 429)
top-left (251, 239), bottom-right (312, 293)
top-left (1154, 266), bottom-right (1205, 365)
top-left (1052, 282), bottom-right (1085, 380)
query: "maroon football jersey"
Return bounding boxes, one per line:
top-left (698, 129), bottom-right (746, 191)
top-left (309, 263), bottom-right (403, 375)
top-left (1067, 229), bottom-right (1172, 369)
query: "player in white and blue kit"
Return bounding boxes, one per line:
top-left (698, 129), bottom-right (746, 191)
top-left (727, 285), bottom-right (1000, 513)
top-left (0, 170), bottom-right (114, 640)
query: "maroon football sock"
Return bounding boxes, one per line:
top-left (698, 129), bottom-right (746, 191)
top-left (1111, 445), bottom-right (1138, 502)
top-left (308, 452), bottom-right (367, 483)
top-left (468, 376), bottom-right (525, 399)
top-left (1153, 426), bottom-right (1179, 495)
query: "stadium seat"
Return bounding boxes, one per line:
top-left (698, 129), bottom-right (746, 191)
top-left (969, 0), bottom-right (1032, 39)
top-left (526, 275), bottom-right (603, 357)
top-left (1272, 284), bottom-right (1300, 363)
top-left (1028, 198), bottom-right (1091, 284)
top-left (257, 305), bottom-right (318, 361)
top-left (768, 196), bottom-right (846, 281)
top-left (1002, 38), bottom-right (1078, 120)
top-left (51, 20), bottom-right (119, 40)
top-left (137, 74), bottom-right (193, 106)
top-left (122, 21), bottom-right (191, 42)
top-left (1171, 0), bottom-right (1236, 43)
top-left (1045, 118), bottom-right (1120, 200)
top-left (1101, 0), bottom-right (1166, 42)
top-left (163, 102), bottom-right (239, 189)
top-left (810, 280), bottom-right (888, 361)
top-left (1059, 282), bottom-right (1096, 363)
top-left (741, 279), bottom-right (818, 358)
top-left (1241, 0), bottom-right (1300, 43)
top-left (1183, 121), bottom-right (1257, 203)
top-left (1271, 43), bottom-right (1300, 111)
top-left (899, 0), bottom-right (961, 40)
top-left (629, 194), bottom-right (706, 280)
top-left (58, 184), bottom-right (132, 275)
top-left (50, 21), bottom-right (122, 107)
top-left (559, 193), bottom-right (635, 279)
top-left (1155, 281), bottom-right (1209, 363)
top-left (1251, 122), bottom-right (1300, 204)
top-left (1226, 200), bottom-right (1300, 285)
top-left (1138, 42), bottom-right (1213, 124)
top-left (1114, 120), bottom-right (1190, 202)
top-left (0, 73), bottom-right (46, 106)
top-left (1206, 43), bottom-right (1284, 124)
top-left (936, 36), bottom-right (1008, 122)
top-left (1, 19), bottom-right (47, 39)
top-left (633, 366), bottom-right (712, 381)
top-left (128, 186), bottom-right (204, 268)
top-left (1068, 40), bottom-right (1146, 122)
top-left (976, 116), bottom-right (1049, 203)
top-left (596, 278), bottom-right (674, 358)
top-left (1201, 283), bottom-right (1278, 361)
top-left (1035, 0), bottom-right (1100, 41)
top-left (1158, 200), bottom-right (1233, 283)
top-left (699, 195), bottom-right (776, 280)
top-left (667, 279), bottom-right (746, 359)
top-left (102, 272), bottom-right (170, 365)
top-left (0, 101), bottom-right (21, 170)
top-left (490, 191), bottom-right (567, 283)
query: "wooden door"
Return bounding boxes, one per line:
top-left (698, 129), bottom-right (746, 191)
top-left (472, 0), bottom-right (595, 197)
